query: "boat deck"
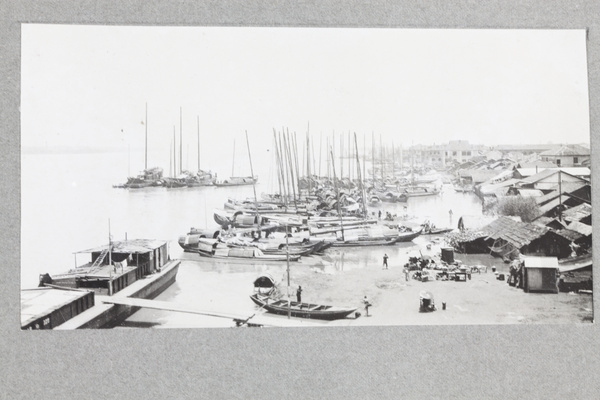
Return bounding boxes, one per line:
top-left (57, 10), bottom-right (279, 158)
top-left (21, 288), bottom-right (95, 329)
top-left (54, 260), bottom-right (180, 329)
top-left (53, 264), bottom-right (137, 279)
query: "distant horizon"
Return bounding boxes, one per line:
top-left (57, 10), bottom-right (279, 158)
top-left (22, 26), bottom-right (590, 165)
top-left (21, 139), bottom-right (590, 154)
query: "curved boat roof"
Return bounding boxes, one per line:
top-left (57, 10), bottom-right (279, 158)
top-left (253, 274), bottom-right (277, 288)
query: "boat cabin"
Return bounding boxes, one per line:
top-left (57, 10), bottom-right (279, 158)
top-left (42, 239), bottom-right (170, 296)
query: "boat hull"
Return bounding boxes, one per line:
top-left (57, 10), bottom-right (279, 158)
top-left (194, 250), bottom-right (301, 262)
top-left (250, 294), bottom-right (357, 321)
top-left (54, 260), bottom-right (180, 329)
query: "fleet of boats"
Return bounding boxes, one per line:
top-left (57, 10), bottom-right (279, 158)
top-left (25, 127), bottom-right (477, 328)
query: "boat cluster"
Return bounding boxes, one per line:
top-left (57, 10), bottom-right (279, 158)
top-left (178, 185), bottom-right (429, 261)
top-left (113, 167), bottom-right (218, 189)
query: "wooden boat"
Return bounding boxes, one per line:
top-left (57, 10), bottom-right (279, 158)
top-left (368, 194), bottom-right (382, 206)
top-left (558, 253), bottom-right (592, 272)
top-left (223, 198), bottom-right (279, 211)
top-left (394, 227), bottom-right (423, 242)
top-left (188, 238), bottom-right (301, 262)
top-left (162, 176), bottom-right (187, 188)
top-left (324, 224), bottom-right (416, 247)
top-left (422, 227), bottom-right (453, 235)
top-left (222, 236), bottom-right (323, 257)
top-left (420, 221), bottom-right (452, 235)
top-left (378, 191), bottom-right (408, 203)
top-left (249, 294), bottom-right (357, 320)
top-left (42, 239), bottom-right (175, 295)
top-left (401, 186), bottom-right (440, 197)
top-left (331, 237), bottom-right (399, 247)
top-left (214, 176), bottom-right (258, 187)
top-left (29, 238), bottom-right (180, 329)
top-left (179, 170), bottom-right (215, 187)
top-left (453, 185), bottom-right (473, 193)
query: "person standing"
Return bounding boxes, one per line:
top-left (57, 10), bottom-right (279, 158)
top-left (383, 253), bottom-right (389, 269)
top-left (296, 286), bottom-right (303, 303)
top-left (363, 295), bottom-right (372, 317)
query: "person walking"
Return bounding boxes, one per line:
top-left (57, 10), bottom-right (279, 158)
top-left (383, 253), bottom-right (389, 269)
top-left (296, 286), bottom-right (303, 303)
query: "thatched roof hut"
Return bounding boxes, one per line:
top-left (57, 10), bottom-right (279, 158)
top-left (483, 217), bottom-right (571, 260)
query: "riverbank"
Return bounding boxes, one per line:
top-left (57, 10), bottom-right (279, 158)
top-left (137, 244), bottom-right (592, 328)
top-left (293, 262), bottom-right (593, 326)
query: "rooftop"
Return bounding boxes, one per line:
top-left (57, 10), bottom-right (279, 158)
top-left (76, 239), bottom-right (167, 254)
top-left (539, 144), bottom-right (590, 157)
top-left (482, 216), bottom-right (549, 249)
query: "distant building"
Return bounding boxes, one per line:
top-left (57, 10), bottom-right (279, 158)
top-left (407, 140), bottom-right (487, 167)
top-left (492, 144), bottom-right (560, 159)
top-left (539, 144), bottom-right (590, 167)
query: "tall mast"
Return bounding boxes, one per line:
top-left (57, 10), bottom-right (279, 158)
top-left (273, 130), bottom-right (286, 208)
top-left (232, 138), bottom-right (236, 177)
top-left (245, 131), bottom-right (260, 222)
top-left (173, 126), bottom-right (176, 178)
top-left (284, 131), bottom-right (297, 209)
top-left (306, 125), bottom-right (311, 196)
top-left (197, 115), bottom-right (200, 172)
top-left (371, 132), bottom-right (375, 183)
top-left (392, 140), bottom-right (395, 180)
top-left (380, 133), bottom-right (384, 183)
top-left (348, 131), bottom-right (352, 182)
top-left (108, 218), bottom-right (113, 296)
top-left (363, 133), bottom-right (366, 185)
top-left (292, 131), bottom-right (301, 200)
top-left (277, 131), bottom-right (289, 207)
top-left (144, 102), bottom-right (148, 170)
top-left (354, 133), bottom-right (367, 219)
top-left (318, 132), bottom-right (323, 178)
top-left (340, 133), bottom-right (344, 179)
top-left (326, 136), bottom-right (330, 180)
top-left (179, 107), bottom-right (182, 174)
top-left (330, 147), bottom-right (344, 241)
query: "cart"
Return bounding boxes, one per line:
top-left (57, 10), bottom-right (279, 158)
top-left (419, 291), bottom-right (436, 312)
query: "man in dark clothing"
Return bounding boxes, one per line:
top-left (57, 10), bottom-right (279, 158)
top-left (383, 254), bottom-right (389, 269)
top-left (296, 286), bottom-right (303, 303)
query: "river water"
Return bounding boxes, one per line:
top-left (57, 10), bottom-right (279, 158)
top-left (21, 151), bottom-right (487, 328)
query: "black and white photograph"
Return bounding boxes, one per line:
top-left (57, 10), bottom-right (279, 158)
top-left (20, 25), bottom-right (592, 330)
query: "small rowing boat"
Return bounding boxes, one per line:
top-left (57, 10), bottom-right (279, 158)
top-left (249, 294), bottom-right (357, 320)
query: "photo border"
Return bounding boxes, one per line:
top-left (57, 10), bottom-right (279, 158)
top-left (1, 1), bottom-right (598, 398)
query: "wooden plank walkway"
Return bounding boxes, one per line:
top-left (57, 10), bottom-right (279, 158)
top-left (101, 297), bottom-right (248, 321)
top-left (99, 297), bottom-right (324, 327)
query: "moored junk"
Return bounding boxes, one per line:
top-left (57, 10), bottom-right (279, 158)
top-left (122, 167), bottom-right (164, 188)
top-left (39, 239), bottom-right (174, 295)
top-left (24, 238), bottom-right (180, 330)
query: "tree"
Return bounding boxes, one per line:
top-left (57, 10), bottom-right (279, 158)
top-left (495, 196), bottom-right (540, 223)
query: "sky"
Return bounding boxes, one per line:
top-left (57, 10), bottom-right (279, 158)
top-left (21, 25), bottom-right (590, 172)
